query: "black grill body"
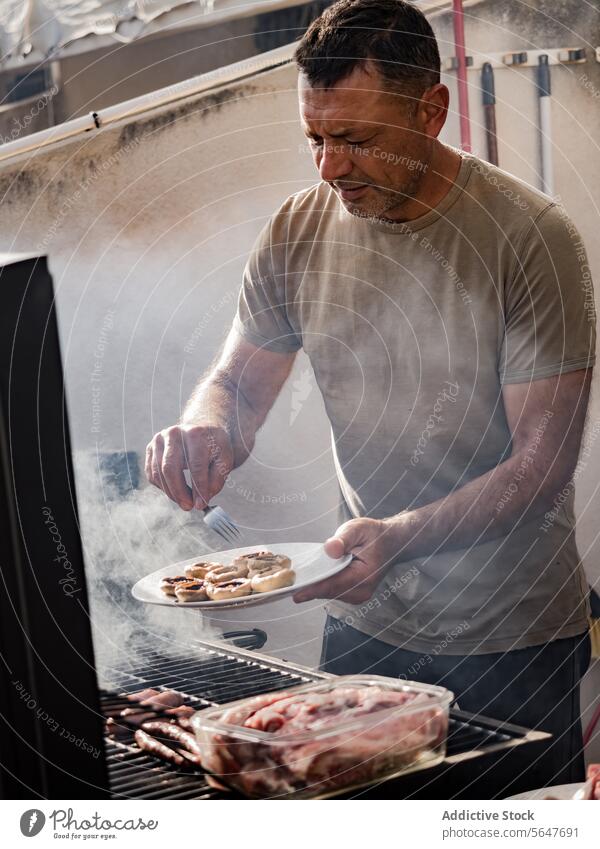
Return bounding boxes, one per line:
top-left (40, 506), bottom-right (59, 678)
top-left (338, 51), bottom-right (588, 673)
top-left (0, 255), bottom-right (108, 799)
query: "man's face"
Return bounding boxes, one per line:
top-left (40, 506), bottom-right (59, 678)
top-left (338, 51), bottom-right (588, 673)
top-left (299, 63), bottom-right (433, 221)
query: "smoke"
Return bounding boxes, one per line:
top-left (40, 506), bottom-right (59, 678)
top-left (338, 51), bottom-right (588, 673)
top-left (72, 450), bottom-right (221, 677)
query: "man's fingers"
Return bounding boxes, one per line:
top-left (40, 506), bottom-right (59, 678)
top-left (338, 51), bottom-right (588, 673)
top-left (324, 537), bottom-right (346, 559)
top-left (146, 425), bottom-right (234, 512)
top-left (207, 459), bottom-right (229, 502)
top-left (151, 433), bottom-right (182, 505)
top-left (185, 452), bottom-right (209, 510)
top-left (189, 469), bottom-right (209, 509)
top-left (293, 562), bottom-right (372, 604)
top-left (299, 524), bottom-right (373, 602)
top-left (207, 436), bottom-right (234, 501)
top-left (161, 430), bottom-right (193, 510)
top-left (324, 519), bottom-right (369, 557)
top-left (149, 434), bottom-right (165, 490)
top-left (144, 443), bottom-right (154, 484)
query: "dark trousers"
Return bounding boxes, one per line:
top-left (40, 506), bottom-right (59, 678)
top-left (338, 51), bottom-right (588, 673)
top-left (320, 616), bottom-right (591, 792)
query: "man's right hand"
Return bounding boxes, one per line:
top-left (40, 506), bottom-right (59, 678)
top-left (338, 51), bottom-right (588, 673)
top-left (145, 328), bottom-right (297, 511)
top-left (145, 424), bottom-right (234, 511)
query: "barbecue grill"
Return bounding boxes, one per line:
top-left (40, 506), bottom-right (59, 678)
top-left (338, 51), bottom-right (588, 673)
top-left (98, 640), bottom-right (550, 800)
top-left (0, 254), bottom-right (551, 800)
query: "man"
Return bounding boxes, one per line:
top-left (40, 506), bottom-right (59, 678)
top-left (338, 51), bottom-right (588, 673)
top-left (146, 0), bottom-right (595, 790)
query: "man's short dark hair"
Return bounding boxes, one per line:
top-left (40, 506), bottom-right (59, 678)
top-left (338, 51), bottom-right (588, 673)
top-left (294, 0), bottom-right (440, 100)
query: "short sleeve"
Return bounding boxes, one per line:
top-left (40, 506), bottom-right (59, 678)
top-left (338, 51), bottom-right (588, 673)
top-left (233, 210), bottom-right (303, 354)
top-left (499, 204), bottom-right (596, 384)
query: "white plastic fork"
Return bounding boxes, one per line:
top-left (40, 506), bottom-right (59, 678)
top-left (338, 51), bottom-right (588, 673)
top-left (202, 504), bottom-right (242, 544)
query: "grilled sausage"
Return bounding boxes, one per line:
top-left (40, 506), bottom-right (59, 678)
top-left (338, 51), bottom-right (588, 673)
top-left (119, 709), bottom-right (157, 727)
top-left (139, 691), bottom-right (185, 710)
top-left (177, 748), bottom-right (203, 767)
top-left (126, 688), bottom-right (160, 703)
top-left (134, 729), bottom-right (185, 767)
top-left (164, 705), bottom-right (196, 719)
top-left (105, 717), bottom-right (132, 739)
top-left (140, 720), bottom-right (202, 756)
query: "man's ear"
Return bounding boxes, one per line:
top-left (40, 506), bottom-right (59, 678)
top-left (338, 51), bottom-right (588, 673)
top-left (418, 83), bottom-right (450, 138)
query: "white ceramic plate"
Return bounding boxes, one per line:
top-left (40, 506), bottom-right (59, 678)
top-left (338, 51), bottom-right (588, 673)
top-left (131, 542), bottom-right (352, 610)
top-left (507, 783), bottom-right (584, 800)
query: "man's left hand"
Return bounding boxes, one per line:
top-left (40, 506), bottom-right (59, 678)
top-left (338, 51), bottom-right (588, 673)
top-left (293, 517), bottom-right (397, 604)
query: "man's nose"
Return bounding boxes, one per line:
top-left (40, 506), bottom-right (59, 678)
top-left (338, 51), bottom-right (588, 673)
top-left (317, 141), bottom-right (353, 183)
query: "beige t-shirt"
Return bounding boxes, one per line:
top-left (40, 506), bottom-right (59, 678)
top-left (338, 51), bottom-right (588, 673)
top-left (234, 153), bottom-right (596, 654)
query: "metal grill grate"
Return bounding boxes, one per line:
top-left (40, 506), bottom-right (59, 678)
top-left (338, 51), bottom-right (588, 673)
top-left (99, 641), bottom-right (545, 799)
top-left (100, 641), bottom-right (320, 799)
top-left (101, 643), bottom-right (317, 701)
top-left (105, 741), bottom-right (217, 800)
top-left (446, 714), bottom-right (512, 756)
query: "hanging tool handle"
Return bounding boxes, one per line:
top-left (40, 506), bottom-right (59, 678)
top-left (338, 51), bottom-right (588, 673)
top-left (481, 62), bottom-right (496, 105)
top-left (538, 54), bottom-right (551, 96)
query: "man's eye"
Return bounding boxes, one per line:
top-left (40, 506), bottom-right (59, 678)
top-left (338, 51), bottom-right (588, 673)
top-left (308, 137), bottom-right (323, 146)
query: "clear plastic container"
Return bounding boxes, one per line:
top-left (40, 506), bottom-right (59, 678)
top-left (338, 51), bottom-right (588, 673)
top-left (192, 675), bottom-right (453, 799)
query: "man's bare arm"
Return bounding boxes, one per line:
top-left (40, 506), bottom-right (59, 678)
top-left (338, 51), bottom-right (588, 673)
top-left (391, 368), bottom-right (592, 565)
top-left (391, 369), bottom-right (592, 559)
top-left (297, 368), bottom-right (592, 603)
top-left (145, 327), bottom-right (296, 510)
